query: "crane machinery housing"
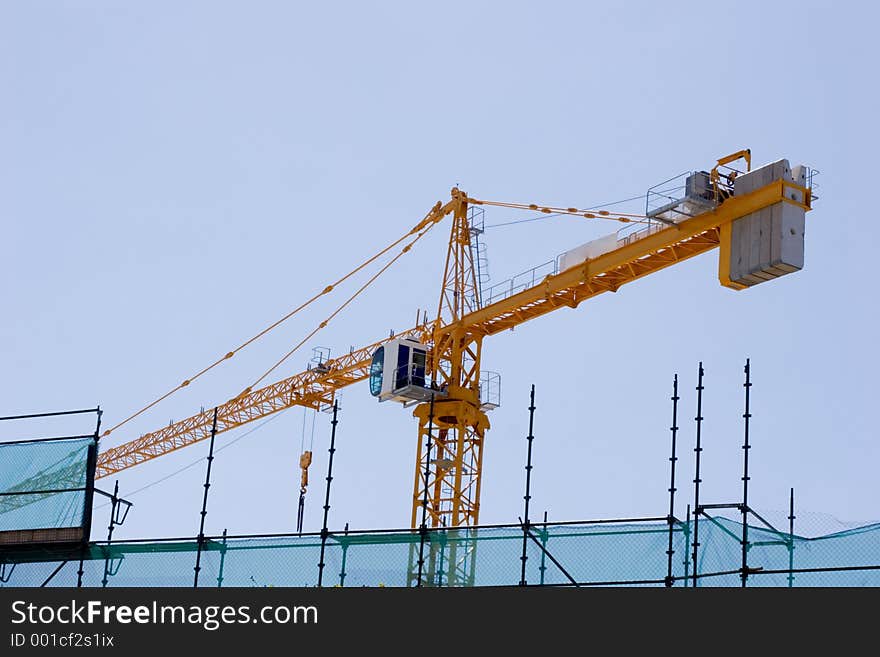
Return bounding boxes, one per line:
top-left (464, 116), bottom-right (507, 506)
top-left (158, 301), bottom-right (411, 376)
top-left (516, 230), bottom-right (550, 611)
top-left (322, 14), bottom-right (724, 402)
top-left (92, 150), bottom-right (813, 538)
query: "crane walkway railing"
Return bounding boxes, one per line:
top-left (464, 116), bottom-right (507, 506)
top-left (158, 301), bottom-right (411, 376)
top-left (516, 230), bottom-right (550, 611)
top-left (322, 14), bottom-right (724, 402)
top-left (479, 213), bottom-right (684, 310)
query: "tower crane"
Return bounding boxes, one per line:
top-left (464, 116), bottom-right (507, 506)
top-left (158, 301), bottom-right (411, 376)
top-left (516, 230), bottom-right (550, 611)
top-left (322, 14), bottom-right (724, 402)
top-left (93, 150), bottom-right (814, 532)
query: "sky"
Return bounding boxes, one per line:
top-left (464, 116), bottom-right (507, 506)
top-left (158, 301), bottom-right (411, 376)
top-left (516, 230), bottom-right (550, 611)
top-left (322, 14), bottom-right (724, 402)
top-left (1, 1), bottom-right (878, 542)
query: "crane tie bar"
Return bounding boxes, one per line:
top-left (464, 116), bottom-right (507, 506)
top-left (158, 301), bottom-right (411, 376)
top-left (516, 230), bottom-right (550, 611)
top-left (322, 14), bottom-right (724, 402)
top-left (467, 197), bottom-right (651, 225)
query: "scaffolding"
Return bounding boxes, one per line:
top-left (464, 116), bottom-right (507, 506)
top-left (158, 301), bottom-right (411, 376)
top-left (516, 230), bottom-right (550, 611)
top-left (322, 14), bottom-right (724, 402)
top-left (2, 360), bottom-right (878, 588)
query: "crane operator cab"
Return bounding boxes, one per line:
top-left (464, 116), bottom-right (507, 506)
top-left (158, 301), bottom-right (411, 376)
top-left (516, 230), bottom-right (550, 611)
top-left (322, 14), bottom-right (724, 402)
top-left (369, 338), bottom-right (440, 403)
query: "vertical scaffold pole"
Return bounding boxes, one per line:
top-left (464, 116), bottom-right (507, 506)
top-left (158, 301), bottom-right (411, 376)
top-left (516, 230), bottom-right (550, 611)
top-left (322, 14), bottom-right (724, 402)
top-left (692, 363), bottom-right (704, 588)
top-left (741, 358), bottom-right (752, 588)
top-left (416, 394), bottom-right (435, 588)
top-left (436, 526), bottom-right (446, 588)
top-left (666, 374), bottom-right (680, 587)
top-left (78, 408), bottom-right (102, 588)
top-left (317, 401), bottom-right (339, 588)
top-left (338, 523), bottom-right (349, 588)
top-left (216, 529), bottom-right (228, 588)
top-left (101, 480), bottom-right (120, 588)
top-left (683, 504), bottom-right (691, 585)
top-left (193, 408), bottom-right (218, 588)
top-left (788, 488), bottom-right (796, 588)
top-left (520, 384), bottom-right (536, 587)
top-left (539, 511), bottom-right (549, 586)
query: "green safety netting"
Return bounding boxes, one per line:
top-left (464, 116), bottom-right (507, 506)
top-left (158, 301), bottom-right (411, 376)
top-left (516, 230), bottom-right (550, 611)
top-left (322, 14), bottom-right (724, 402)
top-left (3, 515), bottom-right (879, 587)
top-left (692, 516), bottom-right (880, 587)
top-left (0, 437), bottom-right (94, 534)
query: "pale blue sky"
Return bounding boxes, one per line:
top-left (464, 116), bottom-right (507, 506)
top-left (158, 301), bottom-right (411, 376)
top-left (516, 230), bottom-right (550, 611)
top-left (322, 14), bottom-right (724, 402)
top-left (2, 1), bottom-right (877, 540)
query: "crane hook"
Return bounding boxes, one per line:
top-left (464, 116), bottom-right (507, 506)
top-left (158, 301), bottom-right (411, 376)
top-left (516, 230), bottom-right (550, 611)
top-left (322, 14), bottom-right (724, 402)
top-left (296, 450), bottom-right (313, 533)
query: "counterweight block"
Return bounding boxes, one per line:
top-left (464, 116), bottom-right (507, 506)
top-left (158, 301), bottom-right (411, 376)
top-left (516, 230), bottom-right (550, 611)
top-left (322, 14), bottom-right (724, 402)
top-left (720, 158), bottom-right (809, 290)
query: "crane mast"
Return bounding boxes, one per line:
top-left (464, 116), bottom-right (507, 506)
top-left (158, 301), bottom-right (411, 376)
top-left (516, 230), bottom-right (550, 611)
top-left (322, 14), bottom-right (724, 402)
top-left (412, 188), bottom-right (488, 529)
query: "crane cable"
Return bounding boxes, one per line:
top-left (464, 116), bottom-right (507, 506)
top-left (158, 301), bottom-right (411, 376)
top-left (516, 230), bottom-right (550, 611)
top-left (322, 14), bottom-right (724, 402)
top-left (100, 205), bottom-right (443, 440)
top-left (236, 219), bottom-right (438, 398)
top-left (296, 406), bottom-right (318, 533)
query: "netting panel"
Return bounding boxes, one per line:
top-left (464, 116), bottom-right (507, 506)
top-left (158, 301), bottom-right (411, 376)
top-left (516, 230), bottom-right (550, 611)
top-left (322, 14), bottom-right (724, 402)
top-left (0, 437), bottom-right (93, 533)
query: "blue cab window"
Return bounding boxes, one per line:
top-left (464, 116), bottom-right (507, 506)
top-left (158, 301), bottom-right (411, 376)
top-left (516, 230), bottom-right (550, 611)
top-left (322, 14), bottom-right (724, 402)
top-left (369, 346), bottom-right (384, 396)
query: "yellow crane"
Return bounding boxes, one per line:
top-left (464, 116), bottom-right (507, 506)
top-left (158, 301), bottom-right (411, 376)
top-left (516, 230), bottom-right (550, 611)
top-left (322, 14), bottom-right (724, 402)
top-left (94, 150), bottom-right (813, 533)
